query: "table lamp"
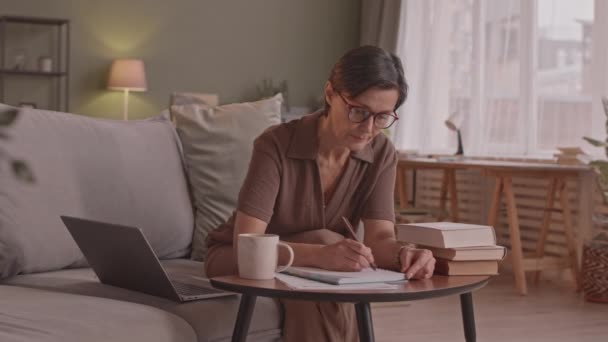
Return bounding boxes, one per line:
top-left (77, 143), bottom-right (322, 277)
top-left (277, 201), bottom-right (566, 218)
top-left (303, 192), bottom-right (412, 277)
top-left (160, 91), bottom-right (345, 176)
top-left (445, 111), bottom-right (464, 155)
top-left (107, 59), bottom-right (147, 120)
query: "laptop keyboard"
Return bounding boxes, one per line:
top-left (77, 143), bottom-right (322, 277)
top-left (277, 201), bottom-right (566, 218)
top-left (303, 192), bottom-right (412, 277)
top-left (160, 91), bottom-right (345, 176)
top-left (172, 280), bottom-right (221, 296)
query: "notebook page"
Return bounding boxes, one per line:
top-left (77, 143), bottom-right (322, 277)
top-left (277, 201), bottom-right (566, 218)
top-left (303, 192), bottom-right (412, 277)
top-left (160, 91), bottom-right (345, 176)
top-left (275, 273), bottom-right (400, 290)
top-left (283, 267), bottom-right (406, 284)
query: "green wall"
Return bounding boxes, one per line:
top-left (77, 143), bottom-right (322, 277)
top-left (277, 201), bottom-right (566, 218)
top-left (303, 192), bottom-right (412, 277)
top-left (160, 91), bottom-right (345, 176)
top-left (0, 0), bottom-right (360, 119)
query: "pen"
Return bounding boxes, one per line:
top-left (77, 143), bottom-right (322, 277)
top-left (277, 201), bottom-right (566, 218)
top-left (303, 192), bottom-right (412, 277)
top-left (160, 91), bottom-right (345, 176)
top-left (341, 216), bottom-right (378, 271)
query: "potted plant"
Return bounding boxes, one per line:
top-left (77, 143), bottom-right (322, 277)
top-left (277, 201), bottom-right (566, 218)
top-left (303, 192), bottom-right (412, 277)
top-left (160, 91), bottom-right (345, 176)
top-left (581, 97), bottom-right (608, 303)
top-left (583, 97), bottom-right (608, 200)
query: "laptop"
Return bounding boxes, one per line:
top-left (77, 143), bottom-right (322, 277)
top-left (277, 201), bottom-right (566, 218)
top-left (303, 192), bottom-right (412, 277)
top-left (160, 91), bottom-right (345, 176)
top-left (60, 216), bottom-right (234, 302)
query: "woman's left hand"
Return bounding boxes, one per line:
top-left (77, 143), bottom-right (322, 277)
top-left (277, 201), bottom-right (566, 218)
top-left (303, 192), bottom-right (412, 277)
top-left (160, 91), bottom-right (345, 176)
top-left (399, 247), bottom-right (435, 279)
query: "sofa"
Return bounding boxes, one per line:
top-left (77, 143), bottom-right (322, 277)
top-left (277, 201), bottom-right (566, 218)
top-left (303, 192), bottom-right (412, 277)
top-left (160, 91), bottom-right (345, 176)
top-left (0, 103), bottom-right (283, 342)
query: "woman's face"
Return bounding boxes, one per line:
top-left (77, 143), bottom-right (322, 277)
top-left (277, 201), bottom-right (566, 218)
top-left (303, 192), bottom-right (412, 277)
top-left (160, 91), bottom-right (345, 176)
top-left (326, 84), bottom-right (399, 152)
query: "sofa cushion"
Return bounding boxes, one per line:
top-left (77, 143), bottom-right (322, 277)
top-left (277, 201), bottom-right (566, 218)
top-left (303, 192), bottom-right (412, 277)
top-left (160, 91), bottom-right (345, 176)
top-left (0, 285), bottom-right (197, 342)
top-left (2, 259), bottom-right (282, 342)
top-left (0, 106), bottom-right (194, 278)
top-left (172, 94), bottom-right (282, 261)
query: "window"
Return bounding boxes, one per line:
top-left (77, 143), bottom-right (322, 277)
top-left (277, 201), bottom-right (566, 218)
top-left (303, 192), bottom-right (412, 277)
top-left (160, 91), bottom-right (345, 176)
top-left (536, 0), bottom-right (594, 152)
top-left (395, 0), bottom-right (606, 157)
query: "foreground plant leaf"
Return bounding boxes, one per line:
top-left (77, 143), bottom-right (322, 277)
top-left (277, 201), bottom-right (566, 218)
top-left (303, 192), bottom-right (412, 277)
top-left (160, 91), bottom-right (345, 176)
top-left (0, 108), bottom-right (18, 126)
top-left (11, 160), bottom-right (35, 183)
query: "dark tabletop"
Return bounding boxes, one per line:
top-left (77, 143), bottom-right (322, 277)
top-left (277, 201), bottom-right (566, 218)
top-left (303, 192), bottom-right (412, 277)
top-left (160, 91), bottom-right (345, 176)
top-left (210, 275), bottom-right (490, 303)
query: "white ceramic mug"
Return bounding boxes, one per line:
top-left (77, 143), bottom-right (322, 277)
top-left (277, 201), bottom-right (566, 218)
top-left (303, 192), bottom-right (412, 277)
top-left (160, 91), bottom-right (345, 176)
top-left (237, 233), bottom-right (294, 280)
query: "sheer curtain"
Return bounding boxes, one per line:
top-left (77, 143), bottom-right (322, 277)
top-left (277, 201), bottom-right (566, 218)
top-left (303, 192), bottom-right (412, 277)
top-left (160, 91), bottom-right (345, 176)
top-left (392, 0), bottom-right (455, 154)
top-left (392, 0), bottom-right (607, 157)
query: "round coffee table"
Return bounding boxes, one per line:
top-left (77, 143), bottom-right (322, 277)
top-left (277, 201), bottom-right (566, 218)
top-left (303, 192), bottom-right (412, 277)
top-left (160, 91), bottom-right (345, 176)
top-left (211, 275), bottom-right (490, 342)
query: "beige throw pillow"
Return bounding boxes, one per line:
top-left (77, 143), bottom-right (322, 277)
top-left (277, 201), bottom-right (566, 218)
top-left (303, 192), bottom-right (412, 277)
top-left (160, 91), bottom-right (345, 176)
top-left (170, 92), bottom-right (219, 107)
top-left (172, 94), bottom-right (282, 260)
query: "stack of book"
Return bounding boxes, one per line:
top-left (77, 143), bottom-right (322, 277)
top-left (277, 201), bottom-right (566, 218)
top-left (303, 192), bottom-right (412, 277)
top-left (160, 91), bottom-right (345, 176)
top-left (395, 222), bottom-right (506, 276)
top-left (554, 147), bottom-right (591, 165)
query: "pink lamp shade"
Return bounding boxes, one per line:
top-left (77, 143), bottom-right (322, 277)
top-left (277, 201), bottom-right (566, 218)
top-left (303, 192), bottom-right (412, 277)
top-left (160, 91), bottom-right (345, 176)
top-left (107, 59), bottom-right (147, 92)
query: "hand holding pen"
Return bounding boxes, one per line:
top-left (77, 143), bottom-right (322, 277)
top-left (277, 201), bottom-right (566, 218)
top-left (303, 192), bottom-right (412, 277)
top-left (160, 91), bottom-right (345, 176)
top-left (341, 216), bottom-right (378, 271)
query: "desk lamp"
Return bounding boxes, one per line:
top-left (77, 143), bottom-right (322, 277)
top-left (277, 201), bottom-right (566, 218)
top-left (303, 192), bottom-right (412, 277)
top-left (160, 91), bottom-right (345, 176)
top-left (445, 112), bottom-right (464, 155)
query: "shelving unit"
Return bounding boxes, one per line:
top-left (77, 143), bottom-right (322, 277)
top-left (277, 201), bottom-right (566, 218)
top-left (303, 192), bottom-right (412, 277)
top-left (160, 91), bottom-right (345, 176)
top-left (0, 16), bottom-right (70, 111)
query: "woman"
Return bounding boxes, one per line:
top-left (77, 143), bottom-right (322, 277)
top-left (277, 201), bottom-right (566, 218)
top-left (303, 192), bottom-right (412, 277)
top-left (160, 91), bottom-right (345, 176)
top-left (205, 45), bottom-right (435, 341)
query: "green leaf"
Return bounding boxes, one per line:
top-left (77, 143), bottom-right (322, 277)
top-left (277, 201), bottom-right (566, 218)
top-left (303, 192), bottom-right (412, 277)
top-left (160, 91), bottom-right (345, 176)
top-left (0, 108), bottom-right (19, 126)
top-left (583, 136), bottom-right (608, 148)
top-left (590, 161), bottom-right (608, 203)
top-left (11, 160), bottom-right (35, 183)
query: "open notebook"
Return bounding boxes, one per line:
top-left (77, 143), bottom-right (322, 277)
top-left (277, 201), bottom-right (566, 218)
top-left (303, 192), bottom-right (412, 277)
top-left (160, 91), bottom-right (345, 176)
top-left (282, 266), bottom-right (406, 285)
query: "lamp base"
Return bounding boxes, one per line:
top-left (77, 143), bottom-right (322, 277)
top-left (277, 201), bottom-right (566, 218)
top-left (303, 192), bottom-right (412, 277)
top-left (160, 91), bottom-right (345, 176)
top-left (122, 89), bottom-right (130, 121)
top-left (455, 129), bottom-right (464, 155)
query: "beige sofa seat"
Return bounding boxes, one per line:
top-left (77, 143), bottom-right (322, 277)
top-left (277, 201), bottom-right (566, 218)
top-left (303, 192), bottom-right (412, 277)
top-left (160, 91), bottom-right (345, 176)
top-left (0, 285), bottom-right (197, 342)
top-left (2, 259), bottom-right (282, 342)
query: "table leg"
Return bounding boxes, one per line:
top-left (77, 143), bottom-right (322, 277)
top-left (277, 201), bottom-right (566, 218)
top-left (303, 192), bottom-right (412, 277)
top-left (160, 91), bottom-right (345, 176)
top-left (557, 179), bottom-right (582, 291)
top-left (412, 169), bottom-right (418, 207)
top-left (355, 302), bottom-right (375, 342)
top-left (231, 295), bottom-right (257, 342)
top-left (448, 169), bottom-right (460, 222)
top-left (397, 165), bottom-right (408, 209)
top-left (488, 177), bottom-right (504, 229)
top-left (534, 177), bottom-right (557, 285)
top-left (439, 170), bottom-right (449, 220)
top-left (460, 292), bottom-right (477, 342)
top-left (503, 177), bottom-right (528, 295)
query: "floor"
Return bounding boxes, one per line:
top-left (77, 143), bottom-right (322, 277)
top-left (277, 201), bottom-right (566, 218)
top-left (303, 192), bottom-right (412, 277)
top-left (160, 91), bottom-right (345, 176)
top-left (371, 271), bottom-right (608, 342)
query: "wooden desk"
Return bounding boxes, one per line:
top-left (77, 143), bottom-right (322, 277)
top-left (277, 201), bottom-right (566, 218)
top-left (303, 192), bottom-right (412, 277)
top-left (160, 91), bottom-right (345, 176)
top-left (396, 158), bottom-right (469, 221)
top-left (211, 275), bottom-right (490, 342)
top-left (397, 157), bottom-right (591, 295)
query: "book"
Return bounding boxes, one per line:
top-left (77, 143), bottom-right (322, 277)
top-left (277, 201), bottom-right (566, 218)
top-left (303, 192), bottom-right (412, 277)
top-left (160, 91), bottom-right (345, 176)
top-left (282, 266), bottom-right (406, 285)
top-left (554, 153), bottom-right (591, 165)
top-left (554, 147), bottom-right (591, 165)
top-left (557, 146), bottom-right (584, 155)
top-left (397, 149), bottom-right (419, 159)
top-left (396, 222), bottom-right (496, 248)
top-left (555, 155), bottom-right (581, 165)
top-left (435, 155), bottom-right (464, 162)
top-left (420, 245), bottom-right (507, 261)
top-left (434, 258), bottom-right (499, 276)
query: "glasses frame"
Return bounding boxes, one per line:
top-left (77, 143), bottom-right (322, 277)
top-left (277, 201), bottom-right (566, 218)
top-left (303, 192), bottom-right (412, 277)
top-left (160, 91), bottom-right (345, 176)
top-left (337, 92), bottom-right (399, 129)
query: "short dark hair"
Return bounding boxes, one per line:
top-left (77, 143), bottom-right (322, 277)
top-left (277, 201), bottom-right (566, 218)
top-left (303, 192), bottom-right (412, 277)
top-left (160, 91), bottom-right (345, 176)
top-left (325, 45), bottom-right (408, 112)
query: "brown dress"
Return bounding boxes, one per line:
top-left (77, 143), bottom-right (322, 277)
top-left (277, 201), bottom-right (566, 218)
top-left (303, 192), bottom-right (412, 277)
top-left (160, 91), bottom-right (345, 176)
top-left (205, 111), bottom-right (397, 342)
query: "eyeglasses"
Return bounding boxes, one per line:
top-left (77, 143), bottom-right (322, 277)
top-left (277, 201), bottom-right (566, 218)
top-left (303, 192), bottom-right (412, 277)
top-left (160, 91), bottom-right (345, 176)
top-left (338, 93), bottom-right (399, 129)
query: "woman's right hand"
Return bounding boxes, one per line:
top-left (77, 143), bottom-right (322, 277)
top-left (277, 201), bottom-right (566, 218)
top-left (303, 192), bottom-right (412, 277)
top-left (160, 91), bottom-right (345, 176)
top-left (315, 239), bottom-right (375, 271)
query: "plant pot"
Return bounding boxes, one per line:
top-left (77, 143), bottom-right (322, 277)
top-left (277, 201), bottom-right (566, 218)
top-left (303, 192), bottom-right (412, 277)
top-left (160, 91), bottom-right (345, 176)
top-left (582, 230), bottom-right (608, 303)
